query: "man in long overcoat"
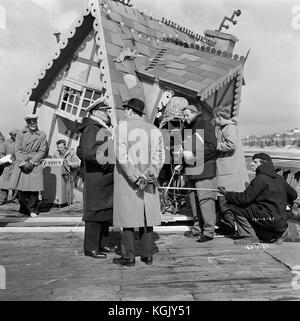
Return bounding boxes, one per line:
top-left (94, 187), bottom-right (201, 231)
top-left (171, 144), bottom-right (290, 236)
top-left (13, 115), bottom-right (48, 217)
top-left (77, 97), bottom-right (115, 259)
top-left (0, 129), bottom-right (18, 204)
top-left (113, 98), bottom-right (165, 267)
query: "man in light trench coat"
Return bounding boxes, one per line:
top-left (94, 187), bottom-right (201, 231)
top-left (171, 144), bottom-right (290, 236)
top-left (113, 98), bottom-right (165, 267)
top-left (13, 115), bottom-right (48, 218)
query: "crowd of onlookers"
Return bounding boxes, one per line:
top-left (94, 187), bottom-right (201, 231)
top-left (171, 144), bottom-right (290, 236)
top-left (0, 115), bottom-right (80, 217)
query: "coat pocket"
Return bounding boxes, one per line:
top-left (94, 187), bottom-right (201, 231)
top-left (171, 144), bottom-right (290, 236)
top-left (217, 157), bottom-right (233, 175)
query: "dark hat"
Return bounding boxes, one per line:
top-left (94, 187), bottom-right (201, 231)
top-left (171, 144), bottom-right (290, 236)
top-left (252, 153), bottom-right (272, 162)
top-left (122, 98), bottom-right (145, 115)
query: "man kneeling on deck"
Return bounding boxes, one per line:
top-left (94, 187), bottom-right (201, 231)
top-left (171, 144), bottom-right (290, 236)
top-left (218, 153), bottom-right (298, 245)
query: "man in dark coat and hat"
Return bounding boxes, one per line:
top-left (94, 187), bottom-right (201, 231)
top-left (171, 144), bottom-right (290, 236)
top-left (77, 96), bottom-right (116, 259)
top-left (181, 104), bottom-right (218, 243)
top-left (219, 153), bottom-right (298, 245)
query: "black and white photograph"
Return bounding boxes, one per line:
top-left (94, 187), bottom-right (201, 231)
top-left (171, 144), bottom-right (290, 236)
top-left (0, 0), bottom-right (300, 306)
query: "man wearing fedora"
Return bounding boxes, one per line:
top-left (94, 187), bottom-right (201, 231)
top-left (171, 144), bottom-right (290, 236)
top-left (13, 115), bottom-right (48, 218)
top-left (113, 98), bottom-right (165, 267)
top-left (77, 97), bottom-right (116, 259)
top-left (0, 128), bottom-right (18, 205)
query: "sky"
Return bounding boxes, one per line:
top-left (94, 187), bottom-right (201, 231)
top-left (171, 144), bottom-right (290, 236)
top-left (0, 0), bottom-right (299, 138)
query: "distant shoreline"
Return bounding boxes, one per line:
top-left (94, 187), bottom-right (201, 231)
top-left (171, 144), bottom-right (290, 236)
top-left (244, 146), bottom-right (300, 159)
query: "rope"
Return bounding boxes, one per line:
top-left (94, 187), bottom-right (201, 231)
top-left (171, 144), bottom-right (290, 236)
top-left (158, 186), bottom-right (219, 192)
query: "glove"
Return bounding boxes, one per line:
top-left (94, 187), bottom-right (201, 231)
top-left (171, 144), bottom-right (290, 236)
top-left (218, 186), bottom-right (227, 195)
top-left (143, 169), bottom-right (157, 184)
top-left (136, 177), bottom-right (148, 191)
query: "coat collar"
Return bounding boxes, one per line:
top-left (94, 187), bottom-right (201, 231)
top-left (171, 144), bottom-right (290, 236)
top-left (22, 126), bottom-right (42, 135)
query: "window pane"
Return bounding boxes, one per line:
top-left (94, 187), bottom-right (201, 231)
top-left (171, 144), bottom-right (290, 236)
top-left (82, 99), bottom-right (90, 109)
top-left (93, 91), bottom-right (102, 100)
top-left (74, 94), bottom-right (81, 106)
top-left (72, 107), bottom-right (78, 116)
top-left (67, 104), bottom-right (72, 113)
top-left (85, 89), bottom-right (93, 100)
top-left (61, 102), bottom-right (66, 111)
top-left (69, 95), bottom-right (74, 104)
top-left (79, 110), bottom-right (87, 118)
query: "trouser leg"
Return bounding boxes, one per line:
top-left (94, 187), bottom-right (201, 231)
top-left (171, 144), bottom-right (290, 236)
top-left (18, 191), bottom-right (30, 215)
top-left (0, 189), bottom-right (8, 204)
top-left (99, 221), bottom-right (110, 249)
top-left (121, 228), bottom-right (135, 259)
top-left (28, 192), bottom-right (39, 213)
top-left (232, 210), bottom-right (257, 237)
top-left (188, 182), bottom-right (202, 234)
top-left (218, 196), bottom-right (235, 230)
top-left (139, 226), bottom-right (153, 258)
top-left (199, 198), bottom-right (216, 238)
top-left (84, 221), bottom-right (101, 252)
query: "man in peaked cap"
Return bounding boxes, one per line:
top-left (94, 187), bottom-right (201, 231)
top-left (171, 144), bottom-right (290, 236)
top-left (0, 129), bottom-right (18, 205)
top-left (219, 153), bottom-right (298, 245)
top-left (76, 96), bottom-right (116, 259)
top-left (13, 113), bottom-right (48, 217)
top-left (113, 98), bottom-right (165, 267)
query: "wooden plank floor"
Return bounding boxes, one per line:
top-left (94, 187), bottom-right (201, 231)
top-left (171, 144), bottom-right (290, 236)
top-left (0, 232), bottom-right (299, 301)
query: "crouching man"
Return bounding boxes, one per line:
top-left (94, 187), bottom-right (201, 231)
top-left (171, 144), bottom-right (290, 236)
top-left (218, 153), bottom-right (298, 245)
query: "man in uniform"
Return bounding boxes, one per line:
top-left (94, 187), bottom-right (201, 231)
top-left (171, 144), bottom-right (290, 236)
top-left (13, 115), bottom-right (48, 218)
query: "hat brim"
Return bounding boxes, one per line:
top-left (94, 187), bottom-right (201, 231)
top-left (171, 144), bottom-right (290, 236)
top-left (86, 97), bottom-right (110, 113)
top-left (122, 104), bottom-right (146, 114)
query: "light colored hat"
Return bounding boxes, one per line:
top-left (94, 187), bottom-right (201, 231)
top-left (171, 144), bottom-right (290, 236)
top-left (86, 96), bottom-right (111, 113)
top-left (8, 128), bottom-right (18, 135)
top-left (183, 104), bottom-right (198, 113)
top-left (24, 114), bottom-right (38, 121)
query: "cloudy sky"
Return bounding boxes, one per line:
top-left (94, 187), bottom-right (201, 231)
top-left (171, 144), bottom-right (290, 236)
top-left (0, 0), bottom-right (299, 138)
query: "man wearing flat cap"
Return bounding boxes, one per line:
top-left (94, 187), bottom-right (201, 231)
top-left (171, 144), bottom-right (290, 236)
top-left (218, 153), bottom-right (298, 245)
top-left (13, 114), bottom-right (48, 217)
top-left (113, 98), bottom-right (165, 267)
top-left (77, 97), bottom-right (116, 259)
top-left (0, 129), bottom-right (18, 205)
top-left (181, 104), bottom-right (218, 243)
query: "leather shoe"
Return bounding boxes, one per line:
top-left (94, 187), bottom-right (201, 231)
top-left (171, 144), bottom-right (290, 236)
top-left (84, 250), bottom-right (107, 259)
top-left (113, 257), bottom-right (135, 267)
top-left (141, 257), bottom-right (153, 265)
top-left (100, 245), bottom-right (117, 253)
top-left (196, 235), bottom-right (213, 243)
top-left (184, 231), bottom-right (200, 238)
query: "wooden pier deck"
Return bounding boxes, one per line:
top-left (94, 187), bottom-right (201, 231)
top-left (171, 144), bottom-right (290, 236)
top-left (0, 231), bottom-right (300, 301)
